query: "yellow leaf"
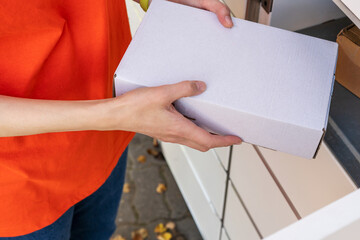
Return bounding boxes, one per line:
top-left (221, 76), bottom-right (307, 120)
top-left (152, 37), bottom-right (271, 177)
top-left (147, 148), bottom-right (160, 157)
top-left (131, 228), bottom-right (148, 240)
top-left (162, 232), bottom-right (172, 240)
top-left (157, 232), bottom-right (172, 240)
top-left (123, 183), bottom-right (130, 193)
top-left (153, 138), bottom-right (159, 147)
top-left (154, 223), bottom-right (167, 234)
top-left (156, 183), bottom-right (167, 194)
top-left (137, 228), bottom-right (148, 238)
top-left (137, 155), bottom-right (146, 163)
top-left (111, 235), bottom-right (126, 240)
top-left (165, 221), bottom-right (175, 230)
top-left (131, 232), bottom-right (143, 240)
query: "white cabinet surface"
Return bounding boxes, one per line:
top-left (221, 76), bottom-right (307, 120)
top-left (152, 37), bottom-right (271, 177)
top-left (214, 147), bottom-right (231, 170)
top-left (223, 181), bottom-right (261, 240)
top-left (182, 146), bottom-right (227, 218)
top-left (264, 189), bottom-right (360, 240)
top-left (258, 143), bottom-right (356, 217)
top-left (161, 142), bottom-right (222, 240)
top-left (223, 0), bottom-right (345, 30)
top-left (271, 0), bottom-right (345, 30)
top-left (220, 228), bottom-right (230, 240)
top-left (230, 143), bottom-right (298, 237)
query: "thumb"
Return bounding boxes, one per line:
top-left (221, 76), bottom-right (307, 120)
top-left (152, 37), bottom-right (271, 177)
top-left (201, 0), bottom-right (233, 28)
top-left (163, 80), bottom-right (207, 102)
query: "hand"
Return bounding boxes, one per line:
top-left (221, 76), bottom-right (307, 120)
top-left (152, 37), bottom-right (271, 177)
top-left (150, 0), bottom-right (233, 28)
top-left (104, 81), bottom-right (242, 152)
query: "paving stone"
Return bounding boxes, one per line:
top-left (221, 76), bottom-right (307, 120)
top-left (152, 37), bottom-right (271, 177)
top-left (143, 219), bottom-right (168, 240)
top-left (132, 166), bottom-right (170, 222)
top-left (117, 191), bottom-right (137, 224)
top-left (115, 133), bottom-right (202, 239)
top-left (128, 133), bottom-right (149, 146)
top-left (128, 134), bottom-right (167, 169)
top-left (112, 224), bottom-right (142, 240)
top-left (125, 152), bottom-right (135, 169)
top-left (117, 166), bottom-right (137, 224)
top-left (161, 165), bottom-right (191, 219)
top-left (124, 169), bottom-right (132, 184)
top-left (176, 217), bottom-right (203, 240)
top-left (147, 219), bottom-right (190, 240)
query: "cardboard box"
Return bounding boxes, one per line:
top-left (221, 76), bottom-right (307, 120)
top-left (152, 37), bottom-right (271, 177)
top-left (114, 0), bottom-right (337, 159)
top-left (335, 24), bottom-right (360, 98)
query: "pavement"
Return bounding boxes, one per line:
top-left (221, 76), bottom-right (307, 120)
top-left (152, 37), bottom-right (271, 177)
top-left (111, 134), bottom-right (203, 240)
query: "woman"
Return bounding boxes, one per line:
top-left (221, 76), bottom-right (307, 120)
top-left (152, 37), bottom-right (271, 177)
top-left (0, 0), bottom-right (240, 238)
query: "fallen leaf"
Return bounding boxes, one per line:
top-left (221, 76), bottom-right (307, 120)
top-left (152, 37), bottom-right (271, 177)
top-left (137, 228), bottom-right (148, 239)
top-left (165, 221), bottom-right (175, 230)
top-left (137, 155), bottom-right (147, 163)
top-left (156, 183), bottom-right (167, 194)
top-left (154, 223), bottom-right (167, 234)
top-left (111, 235), bottom-right (126, 240)
top-left (123, 183), bottom-right (130, 193)
top-left (157, 232), bottom-right (172, 240)
top-left (131, 228), bottom-right (148, 240)
top-left (131, 232), bottom-right (143, 240)
top-left (147, 148), bottom-right (160, 157)
top-left (153, 138), bottom-right (159, 147)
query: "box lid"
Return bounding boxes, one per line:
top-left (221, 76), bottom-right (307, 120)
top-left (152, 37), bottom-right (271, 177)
top-left (115, 0), bottom-right (338, 158)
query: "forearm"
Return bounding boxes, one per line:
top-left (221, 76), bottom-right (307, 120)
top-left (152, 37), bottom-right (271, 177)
top-left (0, 81), bottom-right (241, 151)
top-left (0, 95), bottom-right (109, 137)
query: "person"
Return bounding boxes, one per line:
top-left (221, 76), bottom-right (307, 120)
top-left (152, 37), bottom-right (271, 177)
top-left (0, 0), bottom-right (241, 239)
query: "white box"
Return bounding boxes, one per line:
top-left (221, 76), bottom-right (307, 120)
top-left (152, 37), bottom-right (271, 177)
top-left (114, 0), bottom-right (337, 159)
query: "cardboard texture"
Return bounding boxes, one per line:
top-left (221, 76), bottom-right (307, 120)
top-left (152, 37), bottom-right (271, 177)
top-left (336, 24), bottom-right (360, 98)
top-left (115, 0), bottom-right (338, 159)
top-left (333, 0), bottom-right (360, 29)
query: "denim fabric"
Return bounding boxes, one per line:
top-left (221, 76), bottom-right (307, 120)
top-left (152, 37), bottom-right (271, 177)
top-left (1, 148), bottom-right (128, 240)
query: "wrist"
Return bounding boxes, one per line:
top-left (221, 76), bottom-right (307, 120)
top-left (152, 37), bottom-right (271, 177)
top-left (88, 97), bottom-right (129, 132)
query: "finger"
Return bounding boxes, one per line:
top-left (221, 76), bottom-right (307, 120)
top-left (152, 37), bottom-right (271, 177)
top-left (161, 80), bottom-right (207, 103)
top-left (180, 119), bottom-right (242, 151)
top-left (176, 138), bottom-right (211, 152)
top-left (201, 0), bottom-right (233, 28)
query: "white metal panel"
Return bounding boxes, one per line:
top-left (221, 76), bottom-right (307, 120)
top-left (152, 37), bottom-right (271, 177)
top-left (183, 146), bottom-right (227, 217)
top-left (161, 142), bottom-right (221, 240)
top-left (230, 143), bottom-right (298, 237)
top-left (333, 0), bottom-right (360, 29)
top-left (259, 142), bottom-right (357, 217)
top-left (270, 0), bottom-right (345, 31)
top-left (214, 147), bottom-right (230, 170)
top-left (264, 189), bottom-right (360, 240)
top-left (221, 228), bottom-right (230, 240)
top-left (224, 181), bottom-right (261, 240)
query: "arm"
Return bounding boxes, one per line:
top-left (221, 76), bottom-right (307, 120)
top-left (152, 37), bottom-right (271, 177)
top-left (0, 81), bottom-right (241, 151)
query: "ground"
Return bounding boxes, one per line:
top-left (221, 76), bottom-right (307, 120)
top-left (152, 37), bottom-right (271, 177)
top-left (111, 134), bottom-right (203, 240)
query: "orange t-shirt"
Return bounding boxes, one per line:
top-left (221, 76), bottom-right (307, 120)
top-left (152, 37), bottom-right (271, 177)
top-left (0, 0), bottom-right (134, 236)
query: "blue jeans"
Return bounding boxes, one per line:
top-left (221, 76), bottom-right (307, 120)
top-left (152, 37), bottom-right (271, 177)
top-left (1, 148), bottom-right (128, 240)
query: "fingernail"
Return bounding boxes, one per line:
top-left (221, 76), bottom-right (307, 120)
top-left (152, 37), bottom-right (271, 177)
top-left (196, 81), bottom-right (206, 92)
top-left (225, 16), bottom-right (233, 28)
